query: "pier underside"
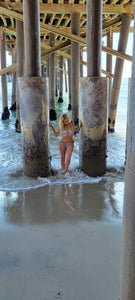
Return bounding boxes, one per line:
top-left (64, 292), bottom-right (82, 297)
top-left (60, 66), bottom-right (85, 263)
top-left (0, 0), bottom-right (134, 75)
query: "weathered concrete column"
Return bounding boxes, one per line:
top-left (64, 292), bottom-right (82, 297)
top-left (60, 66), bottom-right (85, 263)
top-left (79, 0), bottom-right (107, 176)
top-left (18, 78), bottom-right (50, 177)
top-left (0, 31), bottom-right (10, 120)
top-left (79, 77), bottom-right (107, 176)
top-left (49, 33), bottom-right (57, 120)
top-left (120, 10), bottom-right (135, 299)
top-left (108, 13), bottom-right (131, 132)
top-left (71, 13), bottom-right (80, 124)
top-left (67, 49), bottom-right (71, 110)
top-left (16, 20), bottom-right (24, 133)
top-left (58, 56), bottom-right (64, 103)
top-left (18, 0), bottom-right (50, 177)
top-left (106, 29), bottom-right (113, 104)
top-left (10, 50), bottom-right (16, 111)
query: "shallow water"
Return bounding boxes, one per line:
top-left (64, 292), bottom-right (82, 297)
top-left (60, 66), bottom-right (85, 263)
top-left (0, 78), bottom-right (128, 191)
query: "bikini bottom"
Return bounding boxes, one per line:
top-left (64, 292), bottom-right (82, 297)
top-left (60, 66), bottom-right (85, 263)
top-left (59, 141), bottom-right (74, 148)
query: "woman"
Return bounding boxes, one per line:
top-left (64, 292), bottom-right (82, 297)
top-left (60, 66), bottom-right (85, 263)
top-left (49, 114), bottom-right (82, 173)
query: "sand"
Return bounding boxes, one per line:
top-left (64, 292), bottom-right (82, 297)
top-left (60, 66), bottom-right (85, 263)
top-left (0, 181), bottom-right (123, 300)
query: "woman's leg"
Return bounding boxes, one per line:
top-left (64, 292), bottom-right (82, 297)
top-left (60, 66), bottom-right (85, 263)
top-left (65, 143), bottom-right (74, 172)
top-left (59, 142), bottom-right (66, 170)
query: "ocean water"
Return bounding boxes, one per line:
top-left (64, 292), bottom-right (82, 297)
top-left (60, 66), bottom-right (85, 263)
top-left (0, 78), bottom-right (129, 192)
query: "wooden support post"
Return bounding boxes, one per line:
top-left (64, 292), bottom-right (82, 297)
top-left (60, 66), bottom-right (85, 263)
top-left (55, 68), bottom-right (58, 97)
top-left (79, 77), bottom-right (107, 176)
top-left (16, 20), bottom-right (24, 132)
top-left (18, 0), bottom-right (50, 177)
top-left (0, 31), bottom-right (10, 120)
top-left (86, 0), bottom-right (102, 77)
top-left (46, 58), bottom-right (49, 77)
top-left (80, 50), bottom-right (83, 77)
top-left (108, 13), bottom-right (131, 132)
top-left (64, 61), bottom-right (68, 93)
top-left (58, 56), bottom-right (64, 103)
top-left (10, 49), bottom-right (16, 111)
top-left (23, 0), bottom-right (41, 77)
top-left (106, 29), bottom-right (113, 104)
top-left (120, 8), bottom-right (135, 299)
top-left (71, 12), bottom-right (80, 124)
top-left (41, 65), bottom-right (44, 77)
top-left (67, 49), bottom-right (71, 111)
top-left (49, 33), bottom-right (57, 120)
top-left (79, 0), bottom-right (107, 177)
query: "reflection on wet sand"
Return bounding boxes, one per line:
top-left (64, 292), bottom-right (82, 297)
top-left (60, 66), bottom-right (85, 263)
top-left (0, 182), bottom-right (123, 226)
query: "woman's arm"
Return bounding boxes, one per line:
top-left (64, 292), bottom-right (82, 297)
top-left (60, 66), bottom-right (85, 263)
top-left (74, 120), bottom-right (82, 135)
top-left (49, 122), bottom-right (61, 137)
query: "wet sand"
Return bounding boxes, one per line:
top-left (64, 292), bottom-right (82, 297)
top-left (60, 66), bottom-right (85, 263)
top-left (0, 181), bottom-right (123, 300)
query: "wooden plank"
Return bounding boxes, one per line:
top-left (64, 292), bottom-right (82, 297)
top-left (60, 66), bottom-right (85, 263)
top-left (0, 15), bottom-right (7, 26)
top-left (10, 17), bottom-right (15, 28)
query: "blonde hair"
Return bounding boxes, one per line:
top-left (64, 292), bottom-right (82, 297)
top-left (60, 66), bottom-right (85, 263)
top-left (59, 114), bottom-right (69, 131)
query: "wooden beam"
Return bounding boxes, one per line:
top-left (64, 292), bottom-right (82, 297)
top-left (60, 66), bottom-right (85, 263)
top-left (0, 7), bottom-right (23, 22)
top-left (41, 44), bottom-right (113, 78)
top-left (0, 48), bottom-right (113, 78)
top-left (0, 63), bottom-right (16, 75)
top-left (0, 7), bottom-right (86, 44)
top-left (1, 26), bottom-right (16, 36)
top-left (102, 45), bottom-right (132, 62)
top-left (0, 7), bottom-right (132, 63)
top-left (0, 14), bottom-right (7, 26)
top-left (56, 66), bottom-right (68, 74)
top-left (41, 40), bottom-right (71, 56)
top-left (0, 2), bottom-right (134, 14)
top-left (0, 7), bottom-right (133, 48)
top-left (103, 15), bottom-right (122, 30)
top-left (102, 4), bottom-right (134, 15)
top-left (40, 23), bottom-right (86, 45)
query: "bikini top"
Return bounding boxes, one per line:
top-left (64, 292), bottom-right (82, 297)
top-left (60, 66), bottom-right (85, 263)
top-left (62, 128), bottom-right (74, 135)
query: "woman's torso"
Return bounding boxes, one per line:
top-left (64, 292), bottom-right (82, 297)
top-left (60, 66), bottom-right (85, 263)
top-left (61, 123), bottom-right (74, 143)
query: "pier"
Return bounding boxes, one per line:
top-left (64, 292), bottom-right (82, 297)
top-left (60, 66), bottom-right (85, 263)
top-left (0, 1), bottom-right (135, 299)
